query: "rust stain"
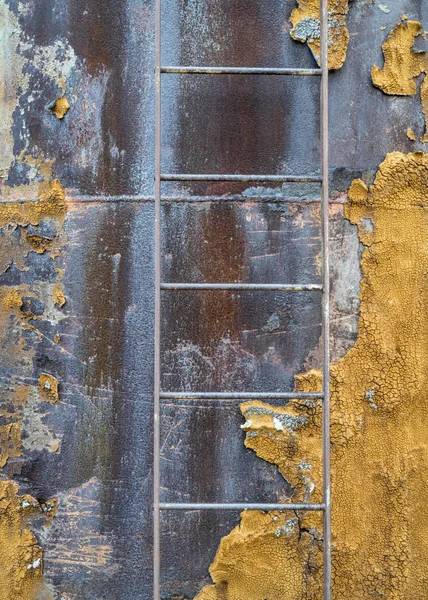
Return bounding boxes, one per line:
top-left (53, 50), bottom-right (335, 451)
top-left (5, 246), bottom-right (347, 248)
top-left (372, 20), bottom-right (428, 142)
top-left (290, 0), bottom-right (350, 69)
top-left (196, 152), bottom-right (428, 599)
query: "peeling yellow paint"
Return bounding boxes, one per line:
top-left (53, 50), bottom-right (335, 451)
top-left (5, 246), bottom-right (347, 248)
top-left (372, 20), bottom-right (428, 143)
top-left (241, 400), bottom-right (322, 504)
top-left (0, 166), bottom-right (67, 466)
top-left (0, 177), bottom-right (66, 227)
top-left (0, 480), bottom-right (54, 600)
top-left (39, 373), bottom-right (60, 405)
top-left (195, 509), bottom-right (323, 600)
top-left (53, 283), bottom-right (66, 307)
top-left (49, 96), bottom-right (70, 119)
top-left (196, 152), bottom-right (428, 599)
top-left (372, 20), bottom-right (422, 95)
top-left (407, 127), bottom-right (416, 140)
top-left (290, 0), bottom-right (349, 69)
top-left (2, 288), bottom-right (23, 310)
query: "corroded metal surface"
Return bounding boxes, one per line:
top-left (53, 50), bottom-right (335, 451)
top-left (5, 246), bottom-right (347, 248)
top-left (1, 0), bottom-right (426, 598)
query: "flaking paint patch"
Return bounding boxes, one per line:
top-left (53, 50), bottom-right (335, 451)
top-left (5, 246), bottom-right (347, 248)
top-left (195, 152), bottom-right (428, 599)
top-left (290, 0), bottom-right (350, 69)
top-left (38, 373), bottom-right (60, 405)
top-left (0, 2), bottom-right (77, 181)
top-left (0, 166), bottom-right (67, 465)
top-left (372, 20), bottom-right (428, 142)
top-left (53, 283), bottom-right (66, 307)
top-left (0, 480), bottom-right (54, 600)
top-left (49, 96), bottom-right (70, 120)
top-left (0, 164), bottom-right (67, 595)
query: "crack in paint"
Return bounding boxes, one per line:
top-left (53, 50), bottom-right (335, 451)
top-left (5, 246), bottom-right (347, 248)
top-left (372, 18), bottom-right (428, 143)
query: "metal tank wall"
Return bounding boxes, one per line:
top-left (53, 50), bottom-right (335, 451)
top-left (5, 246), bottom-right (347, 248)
top-left (1, 0), bottom-right (427, 599)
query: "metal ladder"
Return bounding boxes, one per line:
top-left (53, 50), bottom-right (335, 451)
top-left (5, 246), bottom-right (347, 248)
top-left (153, 1), bottom-right (331, 598)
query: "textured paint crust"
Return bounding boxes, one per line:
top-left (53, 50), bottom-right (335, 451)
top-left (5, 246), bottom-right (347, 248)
top-left (290, 0), bottom-right (349, 69)
top-left (196, 152), bottom-right (428, 599)
top-left (371, 20), bottom-right (423, 95)
top-left (0, 480), bottom-right (54, 600)
top-left (372, 19), bottom-right (428, 142)
top-left (49, 96), bottom-right (70, 120)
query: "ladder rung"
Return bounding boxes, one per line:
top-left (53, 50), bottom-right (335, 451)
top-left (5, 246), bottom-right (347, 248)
top-left (160, 283), bottom-right (322, 291)
top-left (160, 392), bottom-right (323, 400)
top-left (160, 502), bottom-right (325, 511)
top-left (161, 173), bottom-right (322, 183)
top-left (161, 66), bottom-right (322, 76)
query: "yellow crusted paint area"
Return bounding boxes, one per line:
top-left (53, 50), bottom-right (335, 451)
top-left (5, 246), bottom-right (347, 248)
top-left (53, 283), bottom-right (66, 307)
top-left (38, 373), bottom-right (60, 405)
top-left (371, 20), bottom-right (423, 95)
top-left (241, 400), bottom-right (322, 504)
top-left (0, 480), bottom-right (54, 600)
top-left (0, 171), bottom-right (65, 593)
top-left (407, 127), bottom-right (416, 140)
top-left (49, 96), bottom-right (70, 119)
top-left (0, 177), bottom-right (66, 227)
top-left (0, 169), bottom-right (66, 466)
top-left (372, 20), bottom-right (428, 143)
top-left (196, 152), bottom-right (428, 599)
top-left (290, 0), bottom-right (349, 70)
top-left (195, 509), bottom-right (323, 600)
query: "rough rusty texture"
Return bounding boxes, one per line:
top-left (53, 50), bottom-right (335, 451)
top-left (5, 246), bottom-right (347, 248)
top-left (1, 0), bottom-right (428, 598)
top-left (290, 0), bottom-right (350, 69)
top-left (196, 152), bottom-right (428, 599)
top-left (372, 18), bottom-right (428, 143)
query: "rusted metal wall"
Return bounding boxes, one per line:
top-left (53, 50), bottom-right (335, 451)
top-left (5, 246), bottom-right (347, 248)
top-left (1, 0), bottom-right (427, 599)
